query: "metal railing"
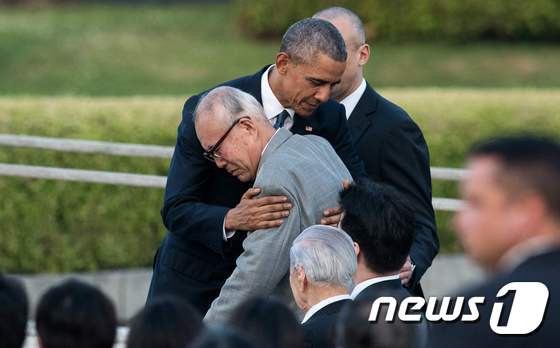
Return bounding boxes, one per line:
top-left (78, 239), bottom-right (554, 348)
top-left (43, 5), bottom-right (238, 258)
top-left (0, 134), bottom-right (465, 211)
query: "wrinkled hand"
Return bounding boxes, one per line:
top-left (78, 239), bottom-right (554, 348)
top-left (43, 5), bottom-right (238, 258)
top-left (224, 187), bottom-right (292, 231)
top-left (320, 180), bottom-right (352, 227)
top-left (399, 256), bottom-right (414, 286)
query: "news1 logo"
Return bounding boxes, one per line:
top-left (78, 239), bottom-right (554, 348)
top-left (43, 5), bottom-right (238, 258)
top-left (368, 282), bottom-right (549, 335)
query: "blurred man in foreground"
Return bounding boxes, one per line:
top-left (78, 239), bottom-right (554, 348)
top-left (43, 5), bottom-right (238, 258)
top-left (314, 7), bottom-right (437, 294)
top-left (195, 86), bottom-right (352, 322)
top-left (431, 135), bottom-right (560, 347)
top-left (289, 225), bottom-right (356, 348)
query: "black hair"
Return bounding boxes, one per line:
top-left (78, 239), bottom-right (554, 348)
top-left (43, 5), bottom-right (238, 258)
top-left (127, 295), bottom-right (203, 348)
top-left (36, 278), bottom-right (116, 348)
top-left (0, 274), bottom-right (29, 348)
top-left (469, 134), bottom-right (560, 220)
top-left (191, 326), bottom-right (254, 348)
top-left (228, 297), bottom-right (304, 348)
top-left (340, 179), bottom-right (415, 273)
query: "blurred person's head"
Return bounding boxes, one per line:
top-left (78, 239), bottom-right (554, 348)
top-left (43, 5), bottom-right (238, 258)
top-left (455, 135), bottom-right (560, 271)
top-left (289, 225), bottom-right (356, 311)
top-left (270, 18), bottom-right (347, 116)
top-left (228, 297), bottom-right (304, 348)
top-left (36, 279), bottom-right (116, 348)
top-left (313, 7), bottom-right (370, 101)
top-left (340, 179), bottom-right (415, 282)
top-left (0, 274), bottom-right (29, 348)
top-left (336, 296), bottom-right (418, 348)
top-left (127, 295), bottom-right (203, 348)
top-left (191, 326), bottom-right (254, 348)
top-left (194, 86), bottom-right (276, 182)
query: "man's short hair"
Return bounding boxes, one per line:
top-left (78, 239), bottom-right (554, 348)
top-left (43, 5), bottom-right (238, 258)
top-left (194, 86), bottom-right (266, 126)
top-left (313, 6), bottom-right (366, 48)
top-left (469, 135), bottom-right (560, 221)
top-left (127, 295), bottom-right (203, 348)
top-left (290, 225), bottom-right (356, 290)
top-left (36, 279), bottom-right (116, 348)
top-left (279, 18), bottom-right (347, 64)
top-left (340, 179), bottom-right (415, 274)
top-left (0, 274), bottom-right (29, 348)
top-left (228, 297), bottom-right (305, 348)
top-left (336, 297), bottom-right (420, 348)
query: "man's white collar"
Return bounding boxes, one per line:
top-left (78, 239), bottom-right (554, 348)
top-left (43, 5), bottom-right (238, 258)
top-left (301, 294), bottom-right (352, 324)
top-left (350, 274), bottom-right (400, 299)
top-left (340, 78), bottom-right (366, 119)
top-left (261, 65), bottom-right (295, 120)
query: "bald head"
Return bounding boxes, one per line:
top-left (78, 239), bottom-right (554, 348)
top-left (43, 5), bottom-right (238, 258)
top-left (313, 7), bottom-right (366, 49)
top-left (194, 86), bottom-right (268, 128)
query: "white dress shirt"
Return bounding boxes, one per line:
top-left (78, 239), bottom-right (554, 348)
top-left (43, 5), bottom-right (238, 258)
top-left (350, 274), bottom-right (400, 300)
top-left (301, 294), bottom-right (352, 324)
top-left (261, 65), bottom-right (295, 129)
top-left (340, 78), bottom-right (367, 119)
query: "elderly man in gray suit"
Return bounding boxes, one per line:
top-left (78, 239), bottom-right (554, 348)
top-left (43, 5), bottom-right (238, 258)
top-left (194, 86), bottom-right (352, 322)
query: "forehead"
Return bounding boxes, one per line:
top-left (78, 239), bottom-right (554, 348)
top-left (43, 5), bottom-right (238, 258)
top-left (195, 117), bottom-right (227, 148)
top-left (297, 53), bottom-right (345, 80)
top-left (463, 157), bottom-right (503, 192)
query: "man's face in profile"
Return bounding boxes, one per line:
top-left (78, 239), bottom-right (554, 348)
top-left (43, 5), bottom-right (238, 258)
top-left (454, 157), bottom-right (522, 270)
top-left (280, 53), bottom-right (345, 116)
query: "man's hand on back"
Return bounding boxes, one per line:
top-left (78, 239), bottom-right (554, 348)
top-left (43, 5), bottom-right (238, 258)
top-left (320, 180), bottom-right (352, 227)
top-left (225, 187), bottom-right (292, 231)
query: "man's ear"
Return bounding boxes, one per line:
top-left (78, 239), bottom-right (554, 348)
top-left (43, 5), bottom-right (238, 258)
top-left (353, 242), bottom-right (361, 258)
top-left (238, 117), bottom-right (257, 133)
top-left (275, 52), bottom-right (291, 75)
top-left (296, 266), bottom-right (307, 291)
top-left (357, 43), bottom-right (370, 66)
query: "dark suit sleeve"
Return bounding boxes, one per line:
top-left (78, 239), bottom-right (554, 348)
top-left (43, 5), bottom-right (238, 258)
top-left (330, 104), bottom-right (367, 179)
top-left (160, 97), bottom-right (229, 256)
top-left (380, 121), bottom-right (439, 288)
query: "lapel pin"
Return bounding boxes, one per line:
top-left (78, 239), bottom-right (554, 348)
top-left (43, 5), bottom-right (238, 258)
top-left (305, 126), bottom-right (313, 132)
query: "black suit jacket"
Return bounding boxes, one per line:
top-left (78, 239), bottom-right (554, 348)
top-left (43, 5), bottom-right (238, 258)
top-left (347, 84), bottom-right (438, 293)
top-left (430, 248), bottom-right (560, 348)
top-left (147, 66), bottom-right (365, 313)
top-left (303, 299), bottom-right (351, 348)
top-left (354, 278), bottom-right (428, 348)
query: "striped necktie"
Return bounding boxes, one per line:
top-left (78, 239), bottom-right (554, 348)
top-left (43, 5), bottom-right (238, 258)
top-left (273, 110), bottom-right (290, 129)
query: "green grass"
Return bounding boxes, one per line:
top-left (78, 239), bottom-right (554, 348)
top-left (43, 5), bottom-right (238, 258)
top-left (1, 4), bottom-right (560, 96)
top-left (1, 89), bottom-right (560, 271)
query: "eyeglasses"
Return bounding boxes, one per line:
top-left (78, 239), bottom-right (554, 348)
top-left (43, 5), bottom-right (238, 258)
top-left (202, 117), bottom-right (246, 162)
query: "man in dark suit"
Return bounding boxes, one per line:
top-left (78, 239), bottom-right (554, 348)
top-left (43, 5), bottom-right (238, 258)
top-left (147, 18), bottom-right (365, 314)
top-left (431, 136), bottom-right (560, 347)
top-left (314, 7), bottom-right (438, 294)
top-left (339, 179), bottom-right (428, 347)
top-left (289, 225), bottom-right (357, 348)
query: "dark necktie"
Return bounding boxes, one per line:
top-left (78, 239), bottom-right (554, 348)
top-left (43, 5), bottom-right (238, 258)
top-left (273, 110), bottom-right (290, 129)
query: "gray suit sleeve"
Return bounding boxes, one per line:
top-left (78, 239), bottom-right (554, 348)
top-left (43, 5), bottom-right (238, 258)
top-left (204, 185), bottom-right (300, 322)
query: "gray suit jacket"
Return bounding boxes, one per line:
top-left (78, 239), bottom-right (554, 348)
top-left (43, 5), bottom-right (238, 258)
top-left (204, 128), bottom-right (352, 322)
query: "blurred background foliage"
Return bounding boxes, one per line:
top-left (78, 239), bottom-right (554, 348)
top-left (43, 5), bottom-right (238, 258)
top-left (235, 0), bottom-right (560, 41)
top-left (0, 1), bottom-right (559, 272)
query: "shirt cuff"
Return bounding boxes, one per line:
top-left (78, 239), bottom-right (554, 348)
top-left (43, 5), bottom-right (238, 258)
top-left (222, 219), bottom-right (236, 241)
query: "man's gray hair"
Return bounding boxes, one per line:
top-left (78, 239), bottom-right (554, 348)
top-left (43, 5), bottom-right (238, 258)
top-left (194, 86), bottom-right (267, 126)
top-left (313, 7), bottom-right (366, 48)
top-left (279, 18), bottom-right (347, 64)
top-left (290, 225), bottom-right (357, 291)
